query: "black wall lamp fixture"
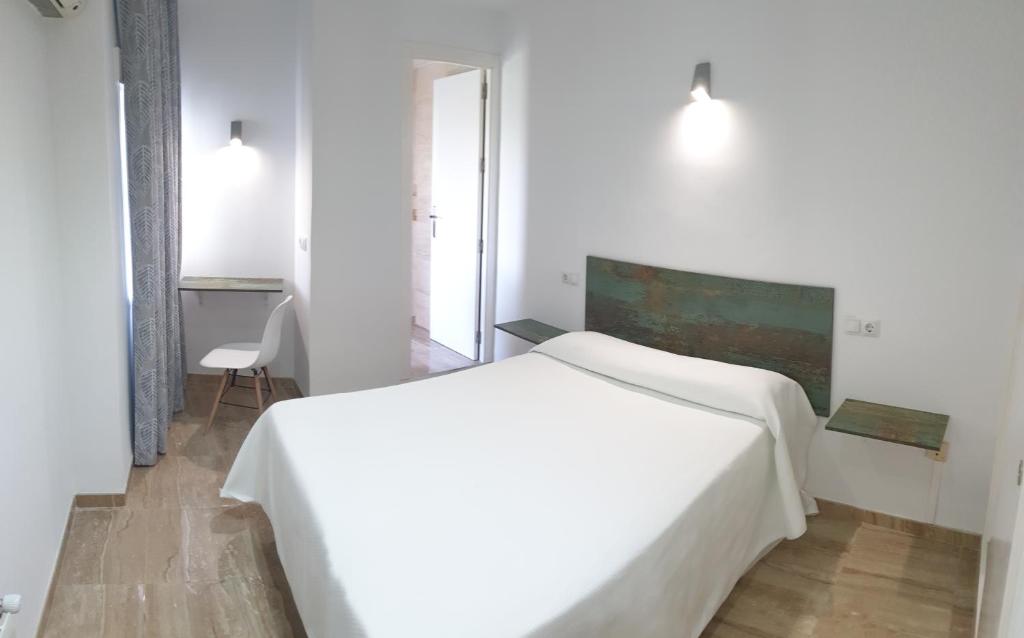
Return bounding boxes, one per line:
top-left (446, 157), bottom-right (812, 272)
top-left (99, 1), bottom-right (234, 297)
top-left (691, 62), bottom-right (711, 102)
top-left (230, 120), bottom-right (243, 146)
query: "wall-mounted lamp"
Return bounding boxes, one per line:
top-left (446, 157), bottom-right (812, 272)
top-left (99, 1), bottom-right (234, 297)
top-left (690, 62), bottom-right (711, 102)
top-left (678, 60), bottom-right (731, 161)
top-left (215, 118), bottom-right (259, 181)
top-left (230, 120), bottom-right (243, 147)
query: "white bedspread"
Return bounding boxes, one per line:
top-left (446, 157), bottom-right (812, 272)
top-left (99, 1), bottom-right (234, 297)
top-left (223, 332), bottom-right (819, 638)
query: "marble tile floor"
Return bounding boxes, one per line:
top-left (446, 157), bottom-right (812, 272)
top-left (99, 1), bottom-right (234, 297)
top-left (409, 324), bottom-right (478, 379)
top-left (41, 373), bottom-right (979, 637)
top-left (40, 374), bottom-right (307, 638)
top-left (701, 512), bottom-right (979, 637)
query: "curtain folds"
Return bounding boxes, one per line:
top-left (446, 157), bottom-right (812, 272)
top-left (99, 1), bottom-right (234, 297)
top-left (116, 0), bottom-right (186, 466)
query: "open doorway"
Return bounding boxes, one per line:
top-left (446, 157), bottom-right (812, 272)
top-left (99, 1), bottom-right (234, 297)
top-left (409, 59), bottom-right (490, 379)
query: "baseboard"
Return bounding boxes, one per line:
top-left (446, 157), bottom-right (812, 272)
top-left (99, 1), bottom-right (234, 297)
top-left (35, 499), bottom-right (75, 638)
top-left (816, 498), bottom-right (981, 551)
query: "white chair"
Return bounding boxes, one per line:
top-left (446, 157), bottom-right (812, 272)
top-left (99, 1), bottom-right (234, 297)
top-left (201, 295), bottom-right (293, 429)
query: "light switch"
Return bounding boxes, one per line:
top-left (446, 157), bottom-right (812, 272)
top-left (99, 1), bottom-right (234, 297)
top-left (844, 317), bottom-right (862, 335)
top-left (298, 236), bottom-right (309, 252)
top-left (561, 272), bottom-right (581, 286)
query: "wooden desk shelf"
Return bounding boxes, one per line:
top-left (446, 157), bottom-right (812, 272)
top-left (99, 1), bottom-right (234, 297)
top-left (179, 277), bottom-right (284, 293)
top-left (826, 399), bottom-right (948, 452)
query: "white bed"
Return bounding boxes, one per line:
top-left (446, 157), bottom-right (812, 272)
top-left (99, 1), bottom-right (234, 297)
top-left (223, 332), bottom-right (819, 638)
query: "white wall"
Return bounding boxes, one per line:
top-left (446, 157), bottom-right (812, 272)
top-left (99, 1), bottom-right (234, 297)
top-left (47, 0), bottom-right (133, 497)
top-left (179, 0), bottom-right (298, 378)
top-left (302, 0), bottom-right (506, 395)
top-left (0, 1), bottom-right (132, 634)
top-left (0, 5), bottom-right (74, 634)
top-left (493, 24), bottom-right (532, 362)
top-left (293, 0), bottom-right (313, 395)
top-left (498, 0), bottom-right (1024, 533)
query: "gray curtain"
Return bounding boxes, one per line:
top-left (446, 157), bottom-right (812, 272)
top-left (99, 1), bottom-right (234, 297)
top-left (116, 0), bottom-right (186, 466)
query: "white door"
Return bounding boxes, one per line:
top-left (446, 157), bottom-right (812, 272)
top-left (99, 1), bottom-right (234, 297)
top-left (429, 69), bottom-right (484, 360)
top-left (978, 291), bottom-right (1024, 637)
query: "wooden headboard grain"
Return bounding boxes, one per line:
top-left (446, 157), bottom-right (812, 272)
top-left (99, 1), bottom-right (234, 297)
top-left (585, 256), bottom-right (835, 416)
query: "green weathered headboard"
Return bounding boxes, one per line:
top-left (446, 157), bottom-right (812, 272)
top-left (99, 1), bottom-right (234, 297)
top-left (585, 256), bottom-right (835, 416)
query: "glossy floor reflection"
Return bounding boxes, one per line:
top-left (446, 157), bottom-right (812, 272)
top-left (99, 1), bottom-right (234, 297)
top-left (701, 509), bottom-right (978, 637)
top-left (40, 374), bottom-right (307, 638)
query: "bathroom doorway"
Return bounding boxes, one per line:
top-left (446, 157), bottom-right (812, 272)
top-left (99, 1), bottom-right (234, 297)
top-left (408, 58), bottom-right (492, 379)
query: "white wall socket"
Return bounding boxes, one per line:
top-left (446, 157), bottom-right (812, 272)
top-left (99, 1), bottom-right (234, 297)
top-left (845, 316), bottom-right (881, 337)
top-left (561, 272), bottom-right (581, 286)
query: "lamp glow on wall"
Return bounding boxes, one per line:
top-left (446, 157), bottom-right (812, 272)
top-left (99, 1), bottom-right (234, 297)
top-left (217, 118), bottom-right (260, 181)
top-left (677, 61), bottom-right (733, 162)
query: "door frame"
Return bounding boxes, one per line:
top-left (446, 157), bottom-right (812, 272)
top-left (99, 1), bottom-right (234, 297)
top-left (978, 289), bottom-right (1024, 637)
top-left (402, 43), bottom-right (501, 365)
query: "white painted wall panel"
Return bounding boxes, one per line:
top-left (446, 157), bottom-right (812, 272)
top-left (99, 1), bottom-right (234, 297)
top-left (497, 0), bottom-right (1024, 533)
top-left (46, 0), bottom-right (133, 496)
top-left (0, 4), bottom-right (78, 635)
top-left (179, 0), bottom-right (298, 378)
top-left (304, 0), bottom-right (506, 395)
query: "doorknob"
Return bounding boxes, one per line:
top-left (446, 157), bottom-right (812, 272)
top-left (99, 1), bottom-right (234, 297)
top-left (430, 214), bottom-right (440, 238)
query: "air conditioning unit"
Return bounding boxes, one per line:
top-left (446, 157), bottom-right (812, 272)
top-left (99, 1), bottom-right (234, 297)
top-left (25, 0), bottom-right (85, 18)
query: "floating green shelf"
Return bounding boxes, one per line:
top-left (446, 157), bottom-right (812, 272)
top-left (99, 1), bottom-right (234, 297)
top-left (826, 399), bottom-right (948, 452)
top-left (495, 319), bottom-right (568, 345)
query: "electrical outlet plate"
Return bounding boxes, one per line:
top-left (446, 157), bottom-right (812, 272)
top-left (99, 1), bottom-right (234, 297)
top-left (863, 320), bottom-right (881, 337)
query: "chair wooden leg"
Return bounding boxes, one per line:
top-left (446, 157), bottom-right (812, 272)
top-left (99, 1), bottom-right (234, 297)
top-left (263, 366), bottom-right (279, 401)
top-left (206, 370), bottom-right (230, 431)
top-left (254, 369), bottom-right (264, 413)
